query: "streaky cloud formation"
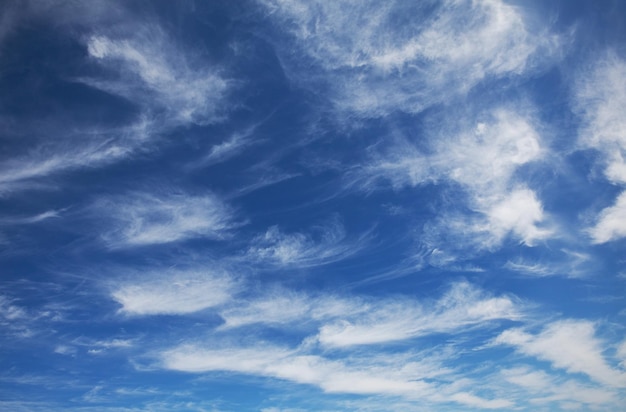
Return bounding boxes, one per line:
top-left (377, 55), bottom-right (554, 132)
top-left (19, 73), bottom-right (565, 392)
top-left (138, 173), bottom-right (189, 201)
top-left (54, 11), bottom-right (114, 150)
top-left (86, 32), bottom-right (231, 126)
top-left (353, 106), bottom-right (553, 258)
top-left (575, 55), bottom-right (626, 185)
top-left (96, 191), bottom-right (238, 247)
top-left (259, 0), bottom-right (561, 116)
top-left (1, 0), bottom-right (625, 411)
top-left (316, 281), bottom-right (522, 347)
top-left (160, 342), bottom-right (512, 409)
top-left (111, 266), bottom-right (238, 316)
top-left (589, 191), bottom-right (626, 244)
top-left (245, 218), bottom-right (367, 268)
top-left (495, 319), bottom-right (626, 388)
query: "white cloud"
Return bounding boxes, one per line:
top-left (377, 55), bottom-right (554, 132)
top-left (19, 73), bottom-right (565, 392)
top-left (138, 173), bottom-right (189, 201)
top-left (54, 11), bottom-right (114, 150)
top-left (504, 260), bottom-right (555, 277)
top-left (218, 281), bottom-right (521, 345)
top-left (448, 392), bottom-right (512, 409)
top-left (111, 268), bottom-right (238, 316)
top-left (245, 219), bottom-right (365, 268)
top-left (0, 136), bottom-right (135, 195)
top-left (575, 55), bottom-right (626, 184)
top-left (162, 344), bottom-right (435, 397)
top-left (357, 107), bottom-right (551, 251)
top-left (495, 320), bottom-right (626, 388)
top-left (259, 0), bottom-right (560, 116)
top-left (504, 249), bottom-right (591, 278)
top-left (0, 295), bottom-right (27, 321)
top-left (98, 191), bottom-right (237, 247)
top-left (0, 210), bottom-right (61, 225)
top-left (436, 110), bottom-right (543, 192)
top-left (1, 1), bottom-right (233, 195)
top-left (160, 342), bottom-right (510, 409)
top-left (501, 366), bottom-right (618, 407)
top-left (588, 191), bottom-right (626, 244)
top-left (316, 281), bottom-right (522, 347)
top-left (478, 188), bottom-right (551, 247)
top-left (358, 108), bottom-right (543, 189)
top-left (199, 132), bottom-right (252, 167)
top-left (219, 289), bottom-right (366, 330)
top-left (575, 55), bottom-right (626, 245)
top-left (86, 30), bottom-right (230, 126)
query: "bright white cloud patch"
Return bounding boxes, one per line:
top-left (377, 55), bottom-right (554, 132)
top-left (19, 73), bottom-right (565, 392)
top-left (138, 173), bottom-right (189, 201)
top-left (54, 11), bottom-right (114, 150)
top-left (479, 188), bottom-right (551, 246)
top-left (219, 289), bottom-right (364, 330)
top-left (495, 320), bottom-right (626, 388)
top-left (160, 342), bottom-right (511, 409)
top-left (317, 281), bottom-right (521, 347)
top-left (98, 191), bottom-right (237, 247)
top-left (259, 0), bottom-right (560, 116)
top-left (588, 191), bottom-right (626, 244)
top-left (215, 281), bottom-right (521, 344)
top-left (359, 107), bottom-right (551, 251)
top-left (111, 268), bottom-right (238, 316)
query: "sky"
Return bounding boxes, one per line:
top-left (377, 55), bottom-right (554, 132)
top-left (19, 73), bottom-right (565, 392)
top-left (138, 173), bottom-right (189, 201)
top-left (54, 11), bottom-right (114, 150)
top-left (0, 0), bottom-right (625, 411)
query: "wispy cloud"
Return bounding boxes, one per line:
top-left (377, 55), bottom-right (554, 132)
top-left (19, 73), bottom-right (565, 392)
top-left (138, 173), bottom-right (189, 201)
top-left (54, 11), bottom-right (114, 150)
top-left (0, 132), bottom-right (137, 195)
top-left (501, 366), bottom-right (618, 407)
top-left (0, 210), bottom-right (62, 225)
top-left (0, 2), bottom-right (235, 196)
top-left (245, 218), bottom-right (367, 268)
top-left (575, 54), bottom-right (626, 185)
top-left (495, 319), bottom-right (626, 388)
top-left (504, 249), bottom-right (591, 278)
top-left (0, 295), bottom-right (28, 322)
top-left (575, 55), bottom-right (626, 244)
top-left (316, 281), bottom-right (522, 347)
top-left (188, 126), bottom-right (260, 170)
top-left (215, 281), bottom-right (521, 348)
top-left (110, 267), bottom-right (239, 316)
top-left (96, 191), bottom-right (238, 247)
top-left (85, 30), bottom-right (231, 126)
top-left (218, 288), bottom-right (366, 330)
top-left (353, 106), bottom-right (553, 254)
top-left (588, 191), bottom-right (626, 244)
top-left (160, 342), bottom-right (511, 409)
top-left (259, 0), bottom-right (561, 117)
top-left (0, 293), bottom-right (63, 339)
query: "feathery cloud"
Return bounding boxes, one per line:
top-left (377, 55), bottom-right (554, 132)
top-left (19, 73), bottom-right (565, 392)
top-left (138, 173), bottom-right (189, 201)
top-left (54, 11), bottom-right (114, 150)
top-left (588, 191), bottom-right (626, 244)
top-left (111, 267), bottom-right (238, 316)
top-left (245, 218), bottom-right (366, 268)
top-left (97, 191), bottom-right (238, 247)
top-left (495, 319), bottom-right (626, 388)
top-left (259, 0), bottom-right (560, 117)
top-left (317, 281), bottom-right (522, 347)
top-left (86, 32), bottom-right (231, 126)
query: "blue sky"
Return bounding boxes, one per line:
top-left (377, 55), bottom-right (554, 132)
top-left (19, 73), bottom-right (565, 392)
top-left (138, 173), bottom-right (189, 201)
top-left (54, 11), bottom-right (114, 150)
top-left (0, 0), bottom-right (625, 411)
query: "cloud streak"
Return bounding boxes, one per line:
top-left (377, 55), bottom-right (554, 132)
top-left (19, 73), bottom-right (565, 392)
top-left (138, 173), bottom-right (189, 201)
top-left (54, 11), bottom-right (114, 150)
top-left (245, 218), bottom-right (366, 268)
top-left (259, 0), bottom-right (560, 117)
top-left (160, 342), bottom-right (511, 409)
top-left (97, 191), bottom-right (238, 247)
top-left (316, 281), bottom-right (522, 347)
top-left (495, 319), bottom-right (626, 388)
top-left (86, 31), bottom-right (231, 126)
top-left (353, 106), bottom-right (553, 255)
top-left (111, 267), bottom-right (239, 316)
